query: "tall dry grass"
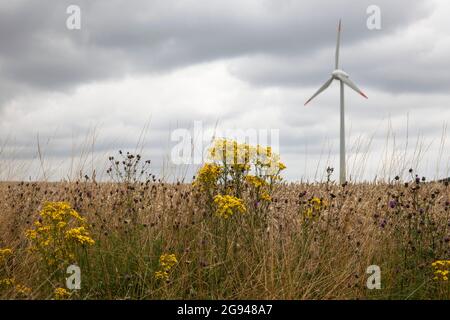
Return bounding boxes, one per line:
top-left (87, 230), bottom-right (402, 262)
top-left (0, 166), bottom-right (449, 299)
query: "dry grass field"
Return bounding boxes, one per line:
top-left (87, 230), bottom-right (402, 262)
top-left (0, 140), bottom-right (449, 300)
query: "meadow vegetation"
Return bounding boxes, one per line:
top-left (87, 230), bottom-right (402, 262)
top-left (0, 139), bottom-right (449, 299)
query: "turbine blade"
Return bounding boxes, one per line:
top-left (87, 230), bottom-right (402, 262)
top-left (338, 75), bottom-right (368, 99)
top-left (335, 19), bottom-right (341, 69)
top-left (304, 77), bottom-right (334, 105)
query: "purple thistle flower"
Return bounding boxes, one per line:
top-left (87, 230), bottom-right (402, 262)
top-left (389, 200), bottom-right (397, 209)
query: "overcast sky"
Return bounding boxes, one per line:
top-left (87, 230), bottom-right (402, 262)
top-left (0, 0), bottom-right (449, 182)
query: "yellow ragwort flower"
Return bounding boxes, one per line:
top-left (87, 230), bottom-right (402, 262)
top-left (260, 192), bottom-right (272, 202)
top-left (431, 260), bottom-right (450, 282)
top-left (154, 253), bottom-right (178, 281)
top-left (0, 248), bottom-right (13, 263)
top-left (65, 227), bottom-right (95, 246)
top-left (159, 254), bottom-right (178, 271)
top-left (54, 287), bottom-right (71, 300)
top-left (213, 195), bottom-right (246, 219)
top-left (25, 201), bottom-right (94, 267)
top-left (303, 197), bottom-right (326, 220)
top-left (154, 270), bottom-right (169, 281)
top-left (0, 278), bottom-right (15, 287)
top-left (194, 163), bottom-right (222, 190)
top-left (14, 284), bottom-right (32, 297)
top-left (245, 175), bottom-right (266, 188)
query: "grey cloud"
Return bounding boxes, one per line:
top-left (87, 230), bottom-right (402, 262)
top-left (0, 0), bottom-right (432, 103)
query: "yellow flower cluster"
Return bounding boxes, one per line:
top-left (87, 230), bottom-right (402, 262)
top-left (65, 227), bottom-right (95, 246)
top-left (254, 145), bottom-right (282, 175)
top-left (14, 284), bottom-right (32, 297)
top-left (260, 192), bottom-right (272, 202)
top-left (432, 260), bottom-right (450, 281)
top-left (40, 201), bottom-right (84, 222)
top-left (154, 253), bottom-right (178, 281)
top-left (278, 162), bottom-right (287, 171)
top-left (213, 195), bottom-right (247, 219)
top-left (246, 176), bottom-right (272, 202)
top-left (25, 202), bottom-right (95, 267)
top-left (194, 163), bottom-right (222, 191)
top-left (154, 270), bottom-right (168, 281)
top-left (196, 139), bottom-right (286, 219)
top-left (304, 197), bottom-right (327, 219)
top-left (160, 253), bottom-right (178, 270)
top-left (0, 248), bottom-right (13, 263)
top-left (245, 175), bottom-right (266, 188)
top-left (208, 139), bottom-right (251, 165)
top-left (0, 277), bottom-right (32, 297)
top-left (310, 197), bottom-right (326, 209)
top-left (207, 139), bottom-right (286, 176)
top-left (0, 278), bottom-right (15, 286)
top-left (54, 287), bottom-right (71, 300)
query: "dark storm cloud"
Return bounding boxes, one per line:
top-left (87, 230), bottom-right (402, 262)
top-left (0, 0), bottom-right (433, 103)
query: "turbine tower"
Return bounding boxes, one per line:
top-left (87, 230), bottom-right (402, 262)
top-left (305, 20), bottom-right (368, 184)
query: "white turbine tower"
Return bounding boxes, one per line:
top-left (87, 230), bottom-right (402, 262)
top-left (305, 20), bottom-right (368, 185)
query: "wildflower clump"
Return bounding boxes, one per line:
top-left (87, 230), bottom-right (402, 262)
top-left (14, 284), bottom-right (32, 297)
top-left (209, 139), bottom-right (250, 169)
top-left (0, 278), bottom-right (15, 287)
top-left (214, 195), bottom-right (246, 219)
top-left (194, 163), bottom-right (222, 192)
top-left (65, 227), bottom-right (95, 246)
top-left (245, 175), bottom-right (272, 203)
top-left (0, 277), bottom-right (32, 298)
top-left (432, 260), bottom-right (450, 281)
top-left (260, 192), bottom-right (272, 202)
top-left (245, 175), bottom-right (266, 188)
top-left (25, 202), bottom-right (95, 268)
top-left (0, 248), bottom-right (13, 263)
top-left (303, 197), bottom-right (327, 220)
top-left (54, 287), bottom-right (71, 300)
top-left (207, 139), bottom-right (286, 178)
top-left (195, 139), bottom-right (286, 221)
top-left (154, 254), bottom-right (178, 281)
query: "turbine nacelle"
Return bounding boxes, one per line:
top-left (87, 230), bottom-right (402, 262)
top-left (332, 69), bottom-right (349, 79)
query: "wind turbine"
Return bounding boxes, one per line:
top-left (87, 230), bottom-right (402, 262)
top-left (305, 20), bottom-right (368, 185)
